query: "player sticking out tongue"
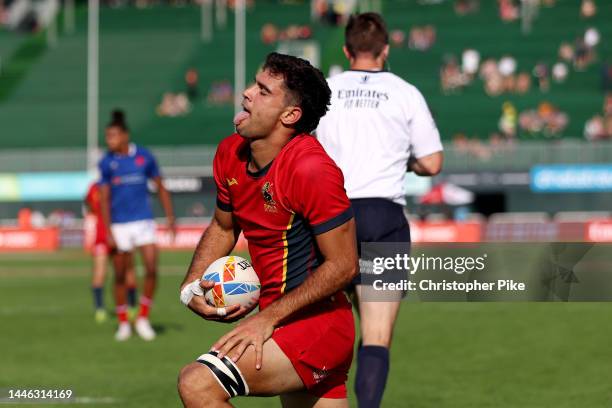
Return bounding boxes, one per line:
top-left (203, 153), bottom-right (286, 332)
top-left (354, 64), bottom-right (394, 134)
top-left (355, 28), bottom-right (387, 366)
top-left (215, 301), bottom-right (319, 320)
top-left (233, 110), bottom-right (250, 126)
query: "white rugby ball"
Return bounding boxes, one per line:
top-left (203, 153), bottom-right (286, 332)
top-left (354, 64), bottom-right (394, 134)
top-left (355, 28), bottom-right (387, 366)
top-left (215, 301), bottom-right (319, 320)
top-left (203, 256), bottom-right (260, 309)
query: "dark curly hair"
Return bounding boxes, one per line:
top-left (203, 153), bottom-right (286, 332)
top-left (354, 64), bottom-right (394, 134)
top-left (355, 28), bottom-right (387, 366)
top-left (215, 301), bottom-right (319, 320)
top-left (262, 52), bottom-right (331, 135)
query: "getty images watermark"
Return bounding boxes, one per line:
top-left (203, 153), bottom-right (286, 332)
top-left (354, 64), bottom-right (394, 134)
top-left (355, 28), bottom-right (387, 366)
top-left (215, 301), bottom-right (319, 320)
top-left (367, 253), bottom-right (525, 293)
top-left (358, 242), bottom-right (612, 301)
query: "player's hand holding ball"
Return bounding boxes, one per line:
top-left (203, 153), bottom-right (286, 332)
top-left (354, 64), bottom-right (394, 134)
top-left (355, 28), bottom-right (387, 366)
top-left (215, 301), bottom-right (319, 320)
top-left (181, 256), bottom-right (260, 323)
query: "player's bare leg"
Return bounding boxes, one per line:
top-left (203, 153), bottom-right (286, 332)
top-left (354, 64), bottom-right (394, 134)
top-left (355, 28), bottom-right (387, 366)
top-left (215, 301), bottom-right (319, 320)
top-left (112, 251), bottom-right (131, 340)
top-left (138, 243), bottom-right (158, 299)
top-left (135, 243), bottom-right (157, 340)
top-left (357, 294), bottom-right (401, 348)
top-left (354, 286), bottom-right (401, 408)
top-left (178, 338), bottom-right (346, 408)
top-left (112, 251), bottom-right (129, 308)
top-left (92, 251), bottom-right (108, 288)
top-left (124, 252), bottom-right (138, 316)
top-left (91, 248), bottom-right (108, 323)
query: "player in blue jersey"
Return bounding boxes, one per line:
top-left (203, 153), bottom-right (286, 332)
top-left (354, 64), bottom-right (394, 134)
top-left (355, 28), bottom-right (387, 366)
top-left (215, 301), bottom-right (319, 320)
top-left (98, 110), bottom-right (176, 341)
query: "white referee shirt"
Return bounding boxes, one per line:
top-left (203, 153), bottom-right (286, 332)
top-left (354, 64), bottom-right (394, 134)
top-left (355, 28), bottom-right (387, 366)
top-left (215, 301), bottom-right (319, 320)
top-left (316, 70), bottom-right (443, 205)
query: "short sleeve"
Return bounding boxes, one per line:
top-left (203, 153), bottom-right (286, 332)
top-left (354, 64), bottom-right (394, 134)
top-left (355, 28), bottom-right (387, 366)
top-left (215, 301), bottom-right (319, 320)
top-left (98, 159), bottom-right (111, 186)
top-left (283, 150), bottom-right (353, 235)
top-left (213, 143), bottom-right (232, 212)
top-left (145, 151), bottom-right (161, 179)
top-left (408, 87), bottom-right (443, 159)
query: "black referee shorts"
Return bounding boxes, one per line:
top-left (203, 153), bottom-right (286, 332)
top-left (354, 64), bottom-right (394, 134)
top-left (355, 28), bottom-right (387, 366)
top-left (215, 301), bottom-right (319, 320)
top-left (350, 198), bottom-right (411, 287)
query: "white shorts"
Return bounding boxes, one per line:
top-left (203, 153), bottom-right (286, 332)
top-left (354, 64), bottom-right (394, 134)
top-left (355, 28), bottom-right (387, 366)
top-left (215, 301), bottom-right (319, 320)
top-left (111, 220), bottom-right (157, 252)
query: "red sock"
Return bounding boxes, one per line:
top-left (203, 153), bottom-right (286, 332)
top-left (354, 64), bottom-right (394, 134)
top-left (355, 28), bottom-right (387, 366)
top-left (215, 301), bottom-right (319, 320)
top-left (138, 296), bottom-right (152, 319)
top-left (116, 305), bottom-right (128, 323)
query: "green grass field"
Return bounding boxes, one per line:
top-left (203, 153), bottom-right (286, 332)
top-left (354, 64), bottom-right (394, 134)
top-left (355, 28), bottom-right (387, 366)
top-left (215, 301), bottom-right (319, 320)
top-left (2, 250), bottom-right (612, 407)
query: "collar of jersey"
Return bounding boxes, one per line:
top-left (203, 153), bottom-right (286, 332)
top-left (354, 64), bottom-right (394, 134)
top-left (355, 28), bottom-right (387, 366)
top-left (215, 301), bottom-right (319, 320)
top-left (245, 150), bottom-right (273, 178)
top-left (112, 143), bottom-right (137, 158)
top-left (347, 69), bottom-right (388, 74)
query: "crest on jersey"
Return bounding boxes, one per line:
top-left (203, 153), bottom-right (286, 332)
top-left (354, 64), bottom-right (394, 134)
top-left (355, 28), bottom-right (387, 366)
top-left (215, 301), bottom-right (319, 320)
top-left (262, 182), bottom-right (277, 213)
top-left (135, 156), bottom-right (146, 166)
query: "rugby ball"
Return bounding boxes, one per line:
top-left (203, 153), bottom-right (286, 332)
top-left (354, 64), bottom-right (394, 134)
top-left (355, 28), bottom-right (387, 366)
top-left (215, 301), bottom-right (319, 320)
top-left (203, 256), bottom-right (260, 309)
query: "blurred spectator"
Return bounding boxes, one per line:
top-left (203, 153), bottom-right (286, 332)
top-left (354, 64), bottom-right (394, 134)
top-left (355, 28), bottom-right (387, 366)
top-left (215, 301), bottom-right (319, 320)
top-left (440, 55), bottom-right (468, 94)
top-left (484, 72), bottom-right (504, 96)
top-left (533, 62), bottom-right (550, 92)
top-left (185, 68), bottom-right (199, 101)
top-left (390, 30), bottom-right (406, 48)
top-left (519, 102), bottom-right (568, 137)
top-left (498, 0), bottom-right (519, 22)
top-left (584, 27), bottom-right (600, 48)
top-left (515, 72), bottom-right (532, 94)
top-left (580, 0), bottom-right (596, 18)
top-left (604, 94), bottom-right (612, 116)
top-left (157, 92), bottom-right (191, 117)
top-left (584, 114), bottom-right (606, 140)
top-left (601, 62), bottom-right (612, 91)
top-left (498, 101), bottom-right (517, 137)
top-left (498, 55), bottom-right (517, 92)
top-left (261, 23), bottom-right (279, 45)
top-left (409, 25), bottom-right (436, 51)
top-left (584, 94), bottom-right (612, 141)
top-left (48, 209), bottom-right (77, 228)
top-left (206, 80), bottom-right (233, 106)
top-left (454, 0), bottom-right (479, 16)
top-left (479, 58), bottom-right (499, 81)
top-left (18, 208), bottom-right (33, 228)
top-left (313, 0), bottom-right (342, 26)
top-left (262, 24), bottom-right (312, 44)
top-left (452, 133), bottom-right (470, 154)
top-left (558, 42), bottom-right (574, 62)
top-left (17, 207), bottom-right (50, 228)
top-left (573, 37), bottom-right (590, 71)
top-left (462, 49), bottom-right (480, 77)
top-left (552, 62), bottom-right (568, 83)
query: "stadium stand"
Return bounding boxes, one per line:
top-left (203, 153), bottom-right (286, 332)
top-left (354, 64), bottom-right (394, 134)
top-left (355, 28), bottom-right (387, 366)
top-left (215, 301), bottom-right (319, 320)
top-left (0, 0), bottom-right (609, 149)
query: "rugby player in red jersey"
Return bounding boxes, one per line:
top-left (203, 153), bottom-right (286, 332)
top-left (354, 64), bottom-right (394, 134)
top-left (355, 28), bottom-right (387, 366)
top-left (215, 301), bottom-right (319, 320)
top-left (178, 53), bottom-right (358, 407)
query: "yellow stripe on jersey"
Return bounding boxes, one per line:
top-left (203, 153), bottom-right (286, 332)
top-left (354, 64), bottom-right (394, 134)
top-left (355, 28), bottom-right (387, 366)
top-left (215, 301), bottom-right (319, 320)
top-left (280, 213), bottom-right (295, 294)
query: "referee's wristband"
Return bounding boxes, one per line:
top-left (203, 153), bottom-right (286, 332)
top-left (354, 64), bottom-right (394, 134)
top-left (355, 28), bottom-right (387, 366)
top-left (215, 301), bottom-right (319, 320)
top-left (180, 279), bottom-right (203, 306)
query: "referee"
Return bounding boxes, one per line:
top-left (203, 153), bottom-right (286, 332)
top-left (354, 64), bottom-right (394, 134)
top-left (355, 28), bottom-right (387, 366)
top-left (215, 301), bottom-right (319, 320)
top-left (316, 13), bottom-right (443, 408)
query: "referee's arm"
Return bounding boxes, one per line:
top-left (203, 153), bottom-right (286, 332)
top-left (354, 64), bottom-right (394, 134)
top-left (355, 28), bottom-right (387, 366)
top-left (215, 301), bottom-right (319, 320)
top-left (408, 150), bottom-right (443, 176)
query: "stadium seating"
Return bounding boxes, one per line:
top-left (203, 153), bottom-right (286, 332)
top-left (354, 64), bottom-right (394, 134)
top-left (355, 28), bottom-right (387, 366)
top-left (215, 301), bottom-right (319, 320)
top-left (0, 0), bottom-right (610, 149)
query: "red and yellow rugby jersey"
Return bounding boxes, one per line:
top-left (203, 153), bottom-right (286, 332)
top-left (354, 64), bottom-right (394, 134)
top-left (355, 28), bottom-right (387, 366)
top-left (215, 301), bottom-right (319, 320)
top-left (213, 133), bottom-right (353, 310)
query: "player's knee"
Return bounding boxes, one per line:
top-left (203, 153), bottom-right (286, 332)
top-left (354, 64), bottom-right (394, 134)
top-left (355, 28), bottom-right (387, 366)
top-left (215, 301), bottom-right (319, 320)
top-left (361, 325), bottom-right (394, 348)
top-left (143, 266), bottom-right (157, 278)
top-left (178, 363), bottom-right (226, 403)
top-left (114, 273), bottom-right (127, 285)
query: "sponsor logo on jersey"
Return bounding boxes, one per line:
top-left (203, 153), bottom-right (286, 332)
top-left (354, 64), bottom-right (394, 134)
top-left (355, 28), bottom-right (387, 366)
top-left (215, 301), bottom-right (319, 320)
top-left (262, 182), bottom-right (277, 213)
